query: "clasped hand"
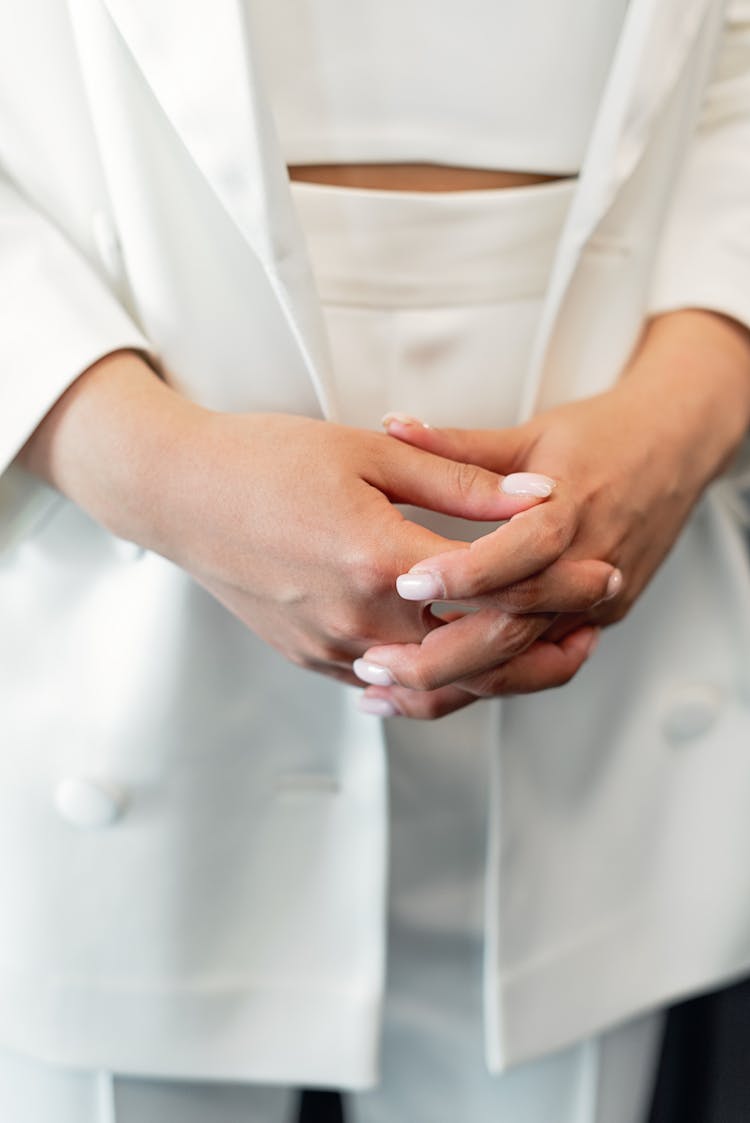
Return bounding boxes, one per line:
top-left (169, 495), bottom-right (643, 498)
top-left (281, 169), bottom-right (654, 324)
top-left (354, 311), bottom-right (750, 719)
top-left (160, 412), bottom-right (613, 691)
top-left (19, 313), bottom-right (748, 718)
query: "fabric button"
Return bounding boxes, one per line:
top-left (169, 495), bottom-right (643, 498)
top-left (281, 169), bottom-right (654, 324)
top-left (661, 684), bottom-right (723, 744)
top-left (91, 210), bottom-right (123, 280)
top-left (55, 777), bottom-right (126, 829)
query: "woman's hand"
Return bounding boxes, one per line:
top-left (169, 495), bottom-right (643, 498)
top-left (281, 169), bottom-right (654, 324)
top-left (18, 351), bottom-right (616, 686)
top-left (356, 310), bottom-right (750, 717)
top-left (148, 409), bottom-right (557, 681)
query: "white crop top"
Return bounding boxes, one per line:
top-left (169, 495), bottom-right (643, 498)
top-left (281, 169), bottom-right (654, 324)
top-left (251, 1), bottom-right (630, 175)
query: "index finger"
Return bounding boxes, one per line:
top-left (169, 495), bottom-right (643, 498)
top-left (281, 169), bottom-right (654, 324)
top-left (355, 608), bottom-right (553, 693)
top-left (395, 490), bottom-right (578, 602)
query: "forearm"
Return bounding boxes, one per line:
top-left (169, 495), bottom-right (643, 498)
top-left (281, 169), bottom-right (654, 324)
top-left (360, 308), bottom-right (750, 714)
top-left (615, 309), bottom-right (750, 493)
top-left (17, 349), bottom-right (202, 551)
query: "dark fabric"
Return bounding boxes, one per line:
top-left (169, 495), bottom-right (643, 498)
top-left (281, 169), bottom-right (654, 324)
top-left (297, 1089), bottom-right (346, 1123)
top-left (648, 977), bottom-right (750, 1123)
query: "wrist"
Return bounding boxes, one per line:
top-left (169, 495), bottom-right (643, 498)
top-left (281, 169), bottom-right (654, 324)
top-left (18, 349), bottom-right (205, 550)
top-left (617, 309), bottom-right (750, 490)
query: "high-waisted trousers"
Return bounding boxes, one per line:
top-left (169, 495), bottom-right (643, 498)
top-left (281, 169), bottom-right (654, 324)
top-left (3, 180), bottom-right (663, 1122)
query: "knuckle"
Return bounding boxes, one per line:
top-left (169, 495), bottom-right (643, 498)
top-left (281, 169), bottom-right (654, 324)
top-left (449, 459), bottom-right (483, 501)
top-left (344, 544), bottom-right (391, 600)
top-left (497, 580), bottom-right (540, 612)
top-left (324, 611), bottom-right (356, 645)
top-left (543, 515), bottom-right (571, 558)
top-left (403, 661), bottom-right (441, 693)
top-left (290, 628), bottom-right (355, 672)
top-left (325, 606), bottom-right (374, 649)
top-left (465, 668), bottom-right (509, 699)
top-left (316, 639), bottom-right (352, 666)
top-left (494, 612), bottom-right (540, 656)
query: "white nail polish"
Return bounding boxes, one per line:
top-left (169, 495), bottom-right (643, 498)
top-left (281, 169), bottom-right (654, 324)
top-left (381, 412), bottom-right (430, 429)
top-left (396, 572), bottom-right (445, 601)
top-left (358, 696), bottom-right (400, 717)
top-left (501, 472), bottom-right (556, 498)
top-left (605, 569), bottom-right (623, 600)
top-left (353, 659), bottom-right (395, 687)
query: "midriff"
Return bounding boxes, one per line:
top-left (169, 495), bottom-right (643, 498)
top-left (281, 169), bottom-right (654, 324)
top-left (288, 163), bottom-right (572, 192)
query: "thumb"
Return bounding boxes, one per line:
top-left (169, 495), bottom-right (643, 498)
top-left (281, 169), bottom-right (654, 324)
top-left (375, 436), bottom-right (556, 523)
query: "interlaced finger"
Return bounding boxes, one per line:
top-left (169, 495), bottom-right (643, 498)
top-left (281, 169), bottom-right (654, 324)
top-left (354, 608), bottom-right (554, 693)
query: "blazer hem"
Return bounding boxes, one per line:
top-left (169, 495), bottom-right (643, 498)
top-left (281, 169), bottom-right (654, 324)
top-left (0, 972), bottom-right (382, 1089)
top-left (489, 900), bottom-right (750, 1071)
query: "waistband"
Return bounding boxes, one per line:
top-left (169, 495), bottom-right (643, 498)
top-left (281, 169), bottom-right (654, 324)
top-left (291, 178), bottom-right (575, 308)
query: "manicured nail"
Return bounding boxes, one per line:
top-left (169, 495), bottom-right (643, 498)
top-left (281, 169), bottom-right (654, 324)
top-left (381, 412), bottom-right (430, 430)
top-left (604, 569), bottom-right (623, 600)
top-left (593, 568), bottom-right (624, 608)
top-left (353, 659), bottom-right (395, 687)
top-left (396, 572), bottom-right (446, 601)
top-left (501, 472), bottom-right (556, 498)
top-left (358, 695), bottom-right (401, 717)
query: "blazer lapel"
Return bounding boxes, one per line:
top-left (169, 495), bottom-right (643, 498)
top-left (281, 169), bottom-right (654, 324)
top-left (521, 0), bottom-right (724, 418)
top-left (99, 0), bottom-right (335, 416)
top-left (85, 0), bottom-right (723, 424)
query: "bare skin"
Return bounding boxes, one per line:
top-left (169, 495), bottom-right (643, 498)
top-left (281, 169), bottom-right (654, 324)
top-left (288, 163), bottom-right (568, 192)
top-left (14, 163), bottom-right (597, 683)
top-left (18, 352), bottom-right (610, 690)
top-left (17, 161), bottom-right (750, 716)
top-left (358, 310), bottom-right (750, 718)
top-left (288, 166), bottom-right (750, 715)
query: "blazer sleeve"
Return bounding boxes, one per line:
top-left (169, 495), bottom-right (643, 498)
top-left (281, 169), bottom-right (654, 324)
top-left (0, 175), bottom-right (151, 551)
top-left (648, 0), bottom-right (750, 330)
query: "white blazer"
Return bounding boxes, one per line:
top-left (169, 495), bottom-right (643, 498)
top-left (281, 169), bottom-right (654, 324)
top-left (1, 0), bottom-right (750, 1088)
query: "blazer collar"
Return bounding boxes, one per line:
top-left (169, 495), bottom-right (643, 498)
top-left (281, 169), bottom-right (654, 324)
top-left (521, 0), bottom-right (724, 417)
top-left (568, 0), bottom-right (717, 242)
top-left (99, 0), bottom-right (718, 421)
top-left (99, 0), bottom-right (335, 415)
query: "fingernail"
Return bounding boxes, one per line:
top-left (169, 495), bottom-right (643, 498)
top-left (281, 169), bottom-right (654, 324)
top-left (396, 572), bottom-right (446, 601)
top-left (381, 412), bottom-right (430, 430)
top-left (604, 568), bottom-right (623, 600)
top-left (358, 695), bottom-right (401, 717)
top-left (501, 472), bottom-right (556, 498)
top-left (353, 659), bottom-right (395, 687)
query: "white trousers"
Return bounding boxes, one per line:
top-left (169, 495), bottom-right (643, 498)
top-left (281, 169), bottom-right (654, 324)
top-left (1, 181), bottom-right (663, 1121)
top-left (0, 1014), bottom-right (662, 1123)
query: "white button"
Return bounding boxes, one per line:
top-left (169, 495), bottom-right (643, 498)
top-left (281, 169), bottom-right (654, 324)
top-left (91, 210), bottom-right (123, 280)
top-left (662, 683), bottom-right (723, 744)
top-left (55, 777), bottom-right (126, 829)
